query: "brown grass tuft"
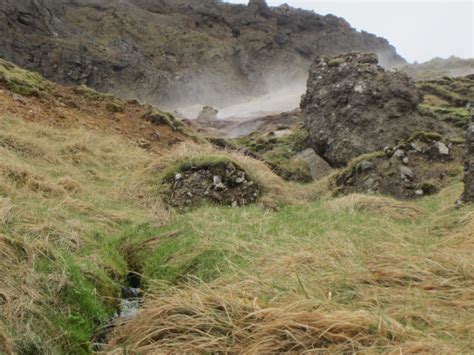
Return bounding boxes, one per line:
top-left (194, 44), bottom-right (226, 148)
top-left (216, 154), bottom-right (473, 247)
top-left (0, 322), bottom-right (13, 355)
top-left (328, 194), bottom-right (425, 220)
top-left (105, 280), bottom-right (412, 354)
top-left (57, 177), bottom-right (82, 194)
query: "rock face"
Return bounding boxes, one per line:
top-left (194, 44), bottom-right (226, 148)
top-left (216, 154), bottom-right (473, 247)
top-left (0, 0), bottom-right (405, 108)
top-left (462, 105), bottom-right (474, 203)
top-left (301, 52), bottom-right (450, 167)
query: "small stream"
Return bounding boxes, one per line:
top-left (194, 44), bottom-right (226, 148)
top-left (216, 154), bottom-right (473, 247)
top-left (91, 272), bottom-right (143, 351)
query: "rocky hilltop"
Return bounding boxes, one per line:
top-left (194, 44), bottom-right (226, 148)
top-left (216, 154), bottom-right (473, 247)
top-left (0, 0), bottom-right (404, 108)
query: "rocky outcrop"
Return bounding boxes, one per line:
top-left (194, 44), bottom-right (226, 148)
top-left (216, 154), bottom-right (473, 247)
top-left (334, 133), bottom-right (465, 200)
top-left (197, 106), bottom-right (219, 122)
top-left (301, 52), bottom-right (452, 167)
top-left (0, 0), bottom-right (405, 108)
top-left (462, 105), bottom-right (474, 203)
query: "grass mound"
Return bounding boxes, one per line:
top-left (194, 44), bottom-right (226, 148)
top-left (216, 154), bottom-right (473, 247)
top-left (150, 142), bottom-right (295, 209)
top-left (328, 194), bottom-right (425, 219)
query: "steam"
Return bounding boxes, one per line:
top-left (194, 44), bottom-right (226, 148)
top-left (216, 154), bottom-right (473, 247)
top-left (175, 69), bottom-right (308, 121)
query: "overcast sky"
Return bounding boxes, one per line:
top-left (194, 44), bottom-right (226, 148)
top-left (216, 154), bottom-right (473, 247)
top-left (225, 0), bottom-right (473, 63)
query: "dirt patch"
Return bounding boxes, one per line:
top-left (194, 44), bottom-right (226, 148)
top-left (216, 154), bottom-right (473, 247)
top-left (333, 134), bottom-right (464, 199)
top-left (166, 161), bottom-right (260, 209)
top-left (0, 60), bottom-right (190, 155)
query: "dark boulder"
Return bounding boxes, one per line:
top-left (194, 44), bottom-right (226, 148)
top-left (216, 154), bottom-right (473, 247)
top-left (461, 105), bottom-right (474, 203)
top-left (301, 52), bottom-right (453, 167)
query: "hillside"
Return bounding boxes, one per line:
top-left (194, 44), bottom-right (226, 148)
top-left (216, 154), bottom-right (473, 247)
top-left (402, 57), bottom-right (474, 80)
top-left (0, 56), bottom-right (473, 354)
top-left (0, 0), bottom-right (405, 109)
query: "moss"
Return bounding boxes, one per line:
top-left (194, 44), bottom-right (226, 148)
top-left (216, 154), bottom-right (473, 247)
top-left (332, 151), bottom-right (385, 188)
top-left (328, 58), bottom-right (346, 67)
top-left (73, 85), bottom-right (114, 101)
top-left (162, 155), bottom-right (235, 181)
top-left (0, 59), bottom-right (47, 97)
top-left (234, 128), bottom-right (311, 182)
top-left (105, 101), bottom-right (124, 113)
top-left (447, 136), bottom-right (466, 145)
top-left (144, 108), bottom-right (187, 132)
top-left (407, 131), bottom-right (443, 143)
top-left (419, 104), bottom-right (470, 128)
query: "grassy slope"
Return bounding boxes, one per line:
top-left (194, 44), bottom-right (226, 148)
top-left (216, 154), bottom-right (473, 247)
top-left (107, 185), bottom-right (474, 352)
top-left (0, 115), bottom-right (168, 353)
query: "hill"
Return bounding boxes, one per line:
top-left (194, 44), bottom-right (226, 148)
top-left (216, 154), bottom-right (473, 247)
top-left (0, 0), bottom-right (405, 109)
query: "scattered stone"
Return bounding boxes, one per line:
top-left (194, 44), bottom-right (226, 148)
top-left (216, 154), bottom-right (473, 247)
top-left (400, 166), bottom-right (415, 180)
top-left (393, 149), bottom-right (405, 159)
top-left (356, 160), bottom-right (373, 173)
top-left (433, 141), bottom-right (450, 156)
top-left (294, 148), bottom-right (333, 180)
top-left (334, 135), bottom-right (464, 200)
top-left (167, 161), bottom-right (260, 209)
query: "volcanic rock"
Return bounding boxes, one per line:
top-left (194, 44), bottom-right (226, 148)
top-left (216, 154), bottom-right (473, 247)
top-left (461, 105), bottom-right (474, 203)
top-left (334, 135), bottom-right (464, 200)
top-left (197, 106), bottom-right (219, 122)
top-left (167, 161), bottom-right (260, 209)
top-left (301, 52), bottom-right (452, 167)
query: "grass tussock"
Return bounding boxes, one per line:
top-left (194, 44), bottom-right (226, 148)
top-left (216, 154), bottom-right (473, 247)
top-left (106, 280), bottom-right (410, 354)
top-left (0, 59), bottom-right (47, 97)
top-left (328, 194), bottom-right (425, 219)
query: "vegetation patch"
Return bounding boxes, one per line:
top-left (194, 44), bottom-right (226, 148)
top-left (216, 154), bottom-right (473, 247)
top-left (0, 59), bottom-right (47, 97)
top-left (234, 127), bottom-right (312, 182)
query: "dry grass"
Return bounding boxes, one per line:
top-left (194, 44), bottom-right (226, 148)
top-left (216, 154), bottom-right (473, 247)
top-left (328, 194), bottom-right (425, 220)
top-left (0, 115), bottom-right (171, 351)
top-left (105, 280), bottom-right (412, 354)
top-left (106, 183), bottom-right (474, 353)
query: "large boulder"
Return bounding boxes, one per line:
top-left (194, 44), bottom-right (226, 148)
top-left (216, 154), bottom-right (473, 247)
top-left (462, 105), bottom-right (474, 203)
top-left (301, 52), bottom-right (450, 167)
